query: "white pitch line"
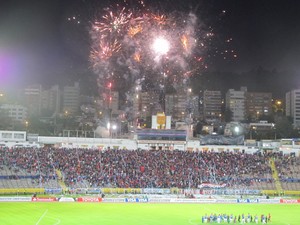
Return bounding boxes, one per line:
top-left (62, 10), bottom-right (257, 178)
top-left (53, 218), bottom-right (61, 225)
top-left (45, 216), bottom-right (61, 225)
top-left (188, 218), bottom-right (198, 225)
top-left (35, 209), bottom-right (48, 225)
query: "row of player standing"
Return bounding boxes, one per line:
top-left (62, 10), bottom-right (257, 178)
top-left (201, 213), bottom-right (271, 224)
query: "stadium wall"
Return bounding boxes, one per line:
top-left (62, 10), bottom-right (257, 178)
top-left (0, 130), bottom-right (26, 143)
top-left (1, 131), bottom-right (300, 155)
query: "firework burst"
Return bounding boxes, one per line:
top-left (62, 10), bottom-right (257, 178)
top-left (90, 1), bottom-right (212, 122)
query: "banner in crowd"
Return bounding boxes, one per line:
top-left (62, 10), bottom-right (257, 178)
top-left (87, 188), bottom-right (101, 194)
top-left (198, 183), bottom-right (226, 189)
top-left (201, 189), bottom-right (260, 195)
top-left (71, 188), bottom-right (101, 194)
top-left (142, 188), bottom-right (171, 194)
top-left (45, 188), bottom-right (62, 194)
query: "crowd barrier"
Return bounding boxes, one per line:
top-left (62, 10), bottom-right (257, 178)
top-left (1, 187), bottom-right (300, 197)
top-left (50, 188), bottom-right (300, 196)
top-left (261, 189), bottom-right (300, 196)
top-left (0, 188), bottom-right (44, 194)
top-left (101, 188), bottom-right (142, 194)
top-left (284, 190), bottom-right (300, 196)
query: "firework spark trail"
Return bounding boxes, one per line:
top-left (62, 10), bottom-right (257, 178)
top-left (93, 7), bottom-right (132, 35)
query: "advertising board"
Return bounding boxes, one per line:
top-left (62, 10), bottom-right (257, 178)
top-left (0, 197), bottom-right (32, 202)
top-left (77, 197), bottom-right (102, 202)
top-left (32, 197), bottom-right (57, 202)
top-left (125, 198), bottom-right (148, 203)
top-left (280, 199), bottom-right (300, 204)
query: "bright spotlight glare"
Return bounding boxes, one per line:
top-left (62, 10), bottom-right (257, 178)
top-left (152, 37), bottom-right (170, 56)
top-left (234, 126), bottom-right (240, 133)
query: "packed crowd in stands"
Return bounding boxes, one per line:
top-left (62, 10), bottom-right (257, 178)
top-left (274, 153), bottom-right (300, 182)
top-left (0, 146), bottom-right (299, 189)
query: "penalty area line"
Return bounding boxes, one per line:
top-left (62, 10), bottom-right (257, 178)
top-left (35, 209), bottom-right (48, 225)
top-left (188, 218), bottom-right (198, 225)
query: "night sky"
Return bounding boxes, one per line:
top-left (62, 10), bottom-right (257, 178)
top-left (0, 0), bottom-right (300, 94)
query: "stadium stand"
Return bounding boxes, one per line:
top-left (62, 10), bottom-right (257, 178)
top-left (275, 154), bottom-right (300, 191)
top-left (0, 146), bottom-right (299, 193)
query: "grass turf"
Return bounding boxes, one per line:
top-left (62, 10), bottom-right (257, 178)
top-left (0, 202), bottom-right (299, 225)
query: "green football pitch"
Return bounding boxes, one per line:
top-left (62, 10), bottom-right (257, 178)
top-left (0, 202), bottom-right (299, 225)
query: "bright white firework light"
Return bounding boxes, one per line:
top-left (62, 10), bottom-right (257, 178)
top-left (152, 37), bottom-right (170, 56)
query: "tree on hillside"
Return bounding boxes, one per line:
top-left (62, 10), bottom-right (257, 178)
top-left (224, 108), bottom-right (233, 122)
top-left (0, 109), bottom-right (12, 130)
top-left (275, 116), bottom-right (294, 138)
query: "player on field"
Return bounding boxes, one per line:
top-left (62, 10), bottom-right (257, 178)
top-left (254, 215), bottom-right (258, 224)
